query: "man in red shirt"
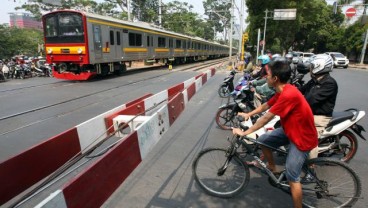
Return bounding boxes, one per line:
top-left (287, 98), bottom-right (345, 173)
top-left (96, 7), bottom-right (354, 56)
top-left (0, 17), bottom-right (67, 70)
top-left (233, 58), bottom-right (318, 208)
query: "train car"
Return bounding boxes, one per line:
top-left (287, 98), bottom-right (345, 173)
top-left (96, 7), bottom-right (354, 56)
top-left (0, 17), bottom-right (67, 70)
top-left (42, 10), bottom-right (236, 80)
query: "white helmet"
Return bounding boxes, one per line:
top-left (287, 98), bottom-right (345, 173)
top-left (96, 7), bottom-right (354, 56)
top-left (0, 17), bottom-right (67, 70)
top-left (272, 53), bottom-right (281, 60)
top-left (310, 54), bottom-right (333, 75)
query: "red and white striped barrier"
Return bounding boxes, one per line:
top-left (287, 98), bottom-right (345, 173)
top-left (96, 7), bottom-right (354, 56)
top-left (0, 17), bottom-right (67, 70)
top-left (0, 68), bottom-right (216, 207)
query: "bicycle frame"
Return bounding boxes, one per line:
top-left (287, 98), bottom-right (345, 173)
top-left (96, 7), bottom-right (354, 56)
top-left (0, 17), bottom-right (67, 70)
top-left (228, 135), bottom-right (320, 192)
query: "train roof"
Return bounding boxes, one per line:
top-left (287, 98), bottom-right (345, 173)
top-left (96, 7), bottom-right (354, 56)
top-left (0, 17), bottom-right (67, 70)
top-left (43, 10), bottom-right (229, 48)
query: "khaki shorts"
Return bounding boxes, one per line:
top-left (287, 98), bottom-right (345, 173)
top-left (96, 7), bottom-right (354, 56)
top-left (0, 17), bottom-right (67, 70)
top-left (309, 115), bottom-right (331, 159)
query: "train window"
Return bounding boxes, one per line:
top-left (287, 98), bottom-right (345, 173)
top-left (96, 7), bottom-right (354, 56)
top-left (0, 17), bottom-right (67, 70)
top-left (44, 12), bottom-right (84, 43)
top-left (147, 36), bottom-right (150, 46)
top-left (59, 14), bottom-right (84, 36)
top-left (45, 16), bottom-right (57, 37)
top-left (93, 25), bottom-right (102, 51)
top-left (110, 31), bottom-right (115, 45)
top-left (158, 37), bottom-right (166, 47)
top-left (129, 32), bottom-right (142, 46)
top-left (169, 38), bottom-right (173, 48)
top-left (116, 31), bottom-right (121, 45)
top-left (176, 40), bottom-right (181, 48)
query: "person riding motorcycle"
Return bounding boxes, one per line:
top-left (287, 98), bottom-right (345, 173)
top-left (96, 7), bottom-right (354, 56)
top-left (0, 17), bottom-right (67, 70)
top-left (299, 54), bottom-right (338, 159)
top-left (244, 54), bottom-right (253, 72)
top-left (250, 54), bottom-right (275, 107)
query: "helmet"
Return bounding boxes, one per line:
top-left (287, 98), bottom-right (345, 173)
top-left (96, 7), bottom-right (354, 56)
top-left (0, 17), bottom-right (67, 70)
top-left (292, 57), bottom-right (299, 64)
top-left (230, 69), bottom-right (237, 75)
top-left (285, 54), bottom-right (293, 63)
top-left (257, 54), bottom-right (270, 65)
top-left (271, 54), bottom-right (281, 60)
top-left (310, 54), bottom-right (333, 75)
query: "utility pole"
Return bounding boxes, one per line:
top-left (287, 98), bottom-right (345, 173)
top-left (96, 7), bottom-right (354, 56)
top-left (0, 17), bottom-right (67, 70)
top-left (257, 28), bottom-right (261, 59)
top-left (127, 0), bottom-right (131, 21)
top-left (262, 9), bottom-right (270, 55)
top-left (238, 0), bottom-right (244, 57)
top-left (360, 28), bottom-right (368, 64)
top-left (229, 0), bottom-right (234, 60)
top-left (158, 0), bottom-right (162, 27)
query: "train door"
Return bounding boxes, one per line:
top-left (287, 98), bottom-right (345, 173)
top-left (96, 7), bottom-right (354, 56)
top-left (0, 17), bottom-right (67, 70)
top-left (115, 30), bottom-right (122, 60)
top-left (147, 35), bottom-right (154, 58)
top-left (169, 38), bottom-right (174, 57)
top-left (93, 25), bottom-right (102, 60)
top-left (110, 29), bottom-right (121, 61)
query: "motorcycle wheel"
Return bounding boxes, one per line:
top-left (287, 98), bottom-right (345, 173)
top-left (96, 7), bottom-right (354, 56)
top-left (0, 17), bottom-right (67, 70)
top-left (215, 107), bottom-right (238, 130)
top-left (218, 86), bottom-right (231, 98)
top-left (319, 130), bottom-right (358, 162)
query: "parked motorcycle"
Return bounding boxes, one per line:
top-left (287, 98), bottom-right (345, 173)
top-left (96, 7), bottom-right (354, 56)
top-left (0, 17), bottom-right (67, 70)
top-left (13, 65), bottom-right (25, 79)
top-left (0, 70), bottom-right (5, 82)
top-left (218, 70), bottom-right (237, 98)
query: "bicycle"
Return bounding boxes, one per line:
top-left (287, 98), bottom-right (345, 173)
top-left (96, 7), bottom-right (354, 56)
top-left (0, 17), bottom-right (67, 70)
top-left (192, 124), bottom-right (362, 207)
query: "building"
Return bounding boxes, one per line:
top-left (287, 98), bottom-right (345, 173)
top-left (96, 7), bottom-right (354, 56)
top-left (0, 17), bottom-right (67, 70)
top-left (9, 12), bottom-right (42, 30)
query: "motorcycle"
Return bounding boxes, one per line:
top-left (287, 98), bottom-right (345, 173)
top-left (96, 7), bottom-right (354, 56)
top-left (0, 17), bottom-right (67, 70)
top-left (0, 69), bottom-right (5, 82)
top-left (218, 70), bottom-right (237, 98)
top-left (13, 65), bottom-right (25, 79)
top-left (215, 76), bottom-right (273, 130)
top-left (317, 108), bottom-right (366, 162)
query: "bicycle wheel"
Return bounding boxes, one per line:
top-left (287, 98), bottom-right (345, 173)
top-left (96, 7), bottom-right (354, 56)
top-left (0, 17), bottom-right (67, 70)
top-left (215, 108), bottom-right (238, 130)
top-left (301, 158), bottom-right (361, 208)
top-left (192, 148), bottom-right (250, 198)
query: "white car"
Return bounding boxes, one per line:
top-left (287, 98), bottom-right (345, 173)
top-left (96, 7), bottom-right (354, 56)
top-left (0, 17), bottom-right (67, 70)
top-left (325, 52), bottom-right (349, 68)
top-left (301, 52), bottom-right (315, 63)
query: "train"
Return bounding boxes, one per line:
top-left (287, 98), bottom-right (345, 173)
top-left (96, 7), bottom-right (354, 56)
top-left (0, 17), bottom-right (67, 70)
top-left (42, 10), bottom-right (236, 80)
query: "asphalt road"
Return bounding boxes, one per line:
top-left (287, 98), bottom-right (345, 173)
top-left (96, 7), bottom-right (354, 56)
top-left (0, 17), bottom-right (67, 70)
top-left (103, 67), bottom-right (368, 208)
top-left (1, 66), bottom-right (367, 207)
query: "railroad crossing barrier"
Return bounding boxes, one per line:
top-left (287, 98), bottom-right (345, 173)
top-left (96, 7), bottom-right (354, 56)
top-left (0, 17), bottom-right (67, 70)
top-left (0, 68), bottom-right (216, 207)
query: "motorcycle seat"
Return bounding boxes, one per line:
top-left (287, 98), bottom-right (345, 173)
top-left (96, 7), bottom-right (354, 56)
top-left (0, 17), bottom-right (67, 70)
top-left (326, 111), bottom-right (354, 127)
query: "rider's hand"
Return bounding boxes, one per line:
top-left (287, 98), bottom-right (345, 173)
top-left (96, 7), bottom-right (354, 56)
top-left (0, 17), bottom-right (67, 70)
top-left (232, 128), bottom-right (244, 136)
top-left (238, 112), bottom-right (250, 120)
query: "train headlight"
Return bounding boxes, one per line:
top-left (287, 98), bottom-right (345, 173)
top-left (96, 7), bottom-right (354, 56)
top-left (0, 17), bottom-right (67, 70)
top-left (77, 48), bottom-right (83, 54)
top-left (47, 48), bottom-right (53, 54)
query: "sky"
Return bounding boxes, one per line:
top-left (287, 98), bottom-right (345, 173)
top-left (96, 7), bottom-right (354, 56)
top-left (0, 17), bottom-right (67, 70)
top-left (0, 0), bottom-right (207, 24)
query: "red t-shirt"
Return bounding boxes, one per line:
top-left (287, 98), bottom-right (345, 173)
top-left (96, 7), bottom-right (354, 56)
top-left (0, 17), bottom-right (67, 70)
top-left (267, 84), bottom-right (318, 151)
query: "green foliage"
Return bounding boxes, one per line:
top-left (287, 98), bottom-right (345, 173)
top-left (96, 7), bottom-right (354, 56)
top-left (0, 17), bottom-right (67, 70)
top-left (245, 0), bottom-right (346, 54)
top-left (0, 25), bottom-right (43, 58)
top-left (162, 1), bottom-right (214, 40)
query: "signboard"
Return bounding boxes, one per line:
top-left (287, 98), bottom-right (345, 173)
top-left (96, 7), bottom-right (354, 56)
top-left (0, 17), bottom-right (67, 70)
top-left (273, 9), bottom-right (297, 20)
top-left (28, 0), bottom-right (62, 6)
top-left (346, 7), bottom-right (357, 18)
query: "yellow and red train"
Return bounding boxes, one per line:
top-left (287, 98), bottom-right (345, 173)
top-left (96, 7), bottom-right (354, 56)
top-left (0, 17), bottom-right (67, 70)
top-left (42, 10), bottom-right (236, 80)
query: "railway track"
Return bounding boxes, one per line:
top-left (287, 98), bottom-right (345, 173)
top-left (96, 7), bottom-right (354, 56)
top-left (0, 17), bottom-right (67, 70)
top-left (0, 59), bottom-right (226, 136)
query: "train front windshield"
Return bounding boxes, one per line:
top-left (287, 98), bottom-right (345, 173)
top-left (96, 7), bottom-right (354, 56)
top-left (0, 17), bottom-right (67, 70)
top-left (44, 13), bottom-right (85, 43)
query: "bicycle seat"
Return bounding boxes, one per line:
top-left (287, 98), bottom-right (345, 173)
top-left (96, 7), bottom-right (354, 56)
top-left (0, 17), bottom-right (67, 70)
top-left (326, 111), bottom-right (354, 127)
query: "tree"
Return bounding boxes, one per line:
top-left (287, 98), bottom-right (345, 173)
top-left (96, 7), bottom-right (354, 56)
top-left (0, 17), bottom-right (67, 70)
top-left (0, 25), bottom-right (43, 58)
top-left (203, 0), bottom-right (232, 42)
top-left (245, 0), bottom-right (345, 54)
top-left (130, 0), bottom-right (159, 23)
top-left (161, 1), bottom-right (214, 39)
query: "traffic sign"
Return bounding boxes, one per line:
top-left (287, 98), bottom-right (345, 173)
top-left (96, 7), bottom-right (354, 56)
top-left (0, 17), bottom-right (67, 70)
top-left (346, 8), bottom-right (357, 18)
